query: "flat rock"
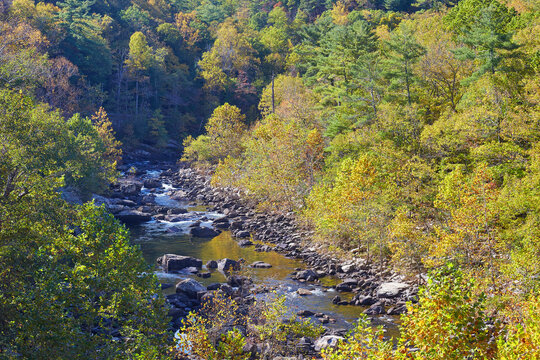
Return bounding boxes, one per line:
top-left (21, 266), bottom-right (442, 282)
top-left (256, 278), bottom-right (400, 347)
top-left (157, 254), bottom-right (202, 272)
top-left (250, 261), bottom-right (272, 269)
top-left (377, 282), bottom-right (410, 298)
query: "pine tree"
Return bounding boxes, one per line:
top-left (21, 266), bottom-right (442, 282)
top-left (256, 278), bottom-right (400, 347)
top-left (383, 24), bottom-right (425, 105)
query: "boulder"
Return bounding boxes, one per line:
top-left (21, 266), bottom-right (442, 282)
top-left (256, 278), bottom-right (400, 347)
top-left (175, 278), bottom-right (206, 298)
top-left (235, 230), bottom-right (250, 238)
top-left (336, 279), bottom-right (358, 292)
top-left (297, 288), bottom-right (312, 296)
top-left (120, 181), bottom-right (142, 196)
top-left (295, 269), bottom-right (319, 281)
top-left (297, 310), bottom-right (315, 317)
top-left (158, 254), bottom-right (202, 272)
top-left (227, 275), bottom-right (251, 287)
top-left (190, 226), bottom-right (220, 238)
top-left (143, 178), bottom-right (161, 188)
top-left (207, 283), bottom-right (221, 291)
top-left (218, 258), bottom-right (240, 272)
top-left (115, 210), bottom-right (151, 224)
top-left (238, 240), bottom-right (253, 247)
top-left (206, 260), bottom-right (218, 269)
top-left (363, 303), bottom-right (385, 315)
top-left (314, 335), bottom-right (344, 352)
top-left (167, 208), bottom-right (188, 215)
top-left (377, 282), bottom-right (410, 298)
top-left (341, 264), bottom-right (356, 273)
top-left (356, 295), bottom-right (376, 306)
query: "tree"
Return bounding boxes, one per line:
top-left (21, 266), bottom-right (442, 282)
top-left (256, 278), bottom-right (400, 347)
top-left (305, 155), bottom-right (392, 260)
top-left (432, 164), bottom-right (502, 286)
top-left (125, 31), bottom-right (152, 121)
top-left (400, 264), bottom-right (497, 360)
top-left (383, 23), bottom-right (425, 105)
top-left (182, 103), bottom-right (246, 164)
top-left (453, 3), bottom-right (519, 81)
top-left (0, 89), bottom-right (168, 358)
top-left (198, 19), bottom-right (257, 92)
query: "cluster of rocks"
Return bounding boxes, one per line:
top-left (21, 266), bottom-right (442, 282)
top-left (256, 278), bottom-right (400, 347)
top-left (158, 254), bottom-right (352, 359)
top-left (156, 254), bottom-right (255, 328)
top-left (169, 166), bottom-right (418, 314)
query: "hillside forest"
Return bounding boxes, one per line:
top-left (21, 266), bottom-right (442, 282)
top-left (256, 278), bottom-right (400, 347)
top-left (0, 0), bottom-right (539, 358)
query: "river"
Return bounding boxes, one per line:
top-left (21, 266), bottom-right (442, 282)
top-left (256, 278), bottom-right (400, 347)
top-left (126, 164), bottom-right (399, 337)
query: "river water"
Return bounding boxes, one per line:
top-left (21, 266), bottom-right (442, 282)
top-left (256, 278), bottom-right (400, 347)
top-left (128, 166), bottom-right (399, 335)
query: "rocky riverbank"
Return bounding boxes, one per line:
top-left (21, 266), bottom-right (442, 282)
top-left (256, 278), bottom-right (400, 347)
top-left (171, 165), bottom-right (418, 313)
top-left (95, 161), bottom-right (417, 357)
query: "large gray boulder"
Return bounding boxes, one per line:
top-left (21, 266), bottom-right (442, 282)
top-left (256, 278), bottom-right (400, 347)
top-left (295, 269), bottom-right (319, 281)
top-left (175, 278), bottom-right (206, 298)
top-left (376, 282), bottom-right (410, 298)
top-left (190, 226), bottom-right (220, 238)
top-left (143, 178), bottom-right (161, 188)
top-left (119, 181), bottom-right (142, 196)
top-left (218, 258), bottom-right (240, 272)
top-left (115, 210), bottom-right (151, 224)
top-left (158, 254), bottom-right (203, 272)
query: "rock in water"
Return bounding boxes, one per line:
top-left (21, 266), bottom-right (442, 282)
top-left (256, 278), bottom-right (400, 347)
top-left (295, 269), bottom-right (319, 281)
top-left (175, 278), bottom-right (206, 298)
top-left (250, 261), bottom-right (272, 268)
top-left (119, 181), bottom-right (142, 196)
top-left (115, 210), bottom-right (151, 224)
top-left (297, 288), bottom-right (312, 296)
top-left (218, 258), bottom-right (240, 272)
top-left (143, 178), bottom-right (161, 188)
top-left (157, 254), bottom-right (203, 272)
top-left (189, 226), bottom-right (220, 238)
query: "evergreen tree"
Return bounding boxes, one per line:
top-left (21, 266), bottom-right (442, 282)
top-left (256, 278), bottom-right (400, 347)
top-left (383, 24), bottom-right (425, 105)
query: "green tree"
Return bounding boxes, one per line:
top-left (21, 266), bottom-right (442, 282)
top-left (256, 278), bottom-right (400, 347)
top-left (453, 3), bottom-right (519, 81)
top-left (0, 89), bottom-right (168, 358)
top-left (383, 24), bottom-right (425, 105)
